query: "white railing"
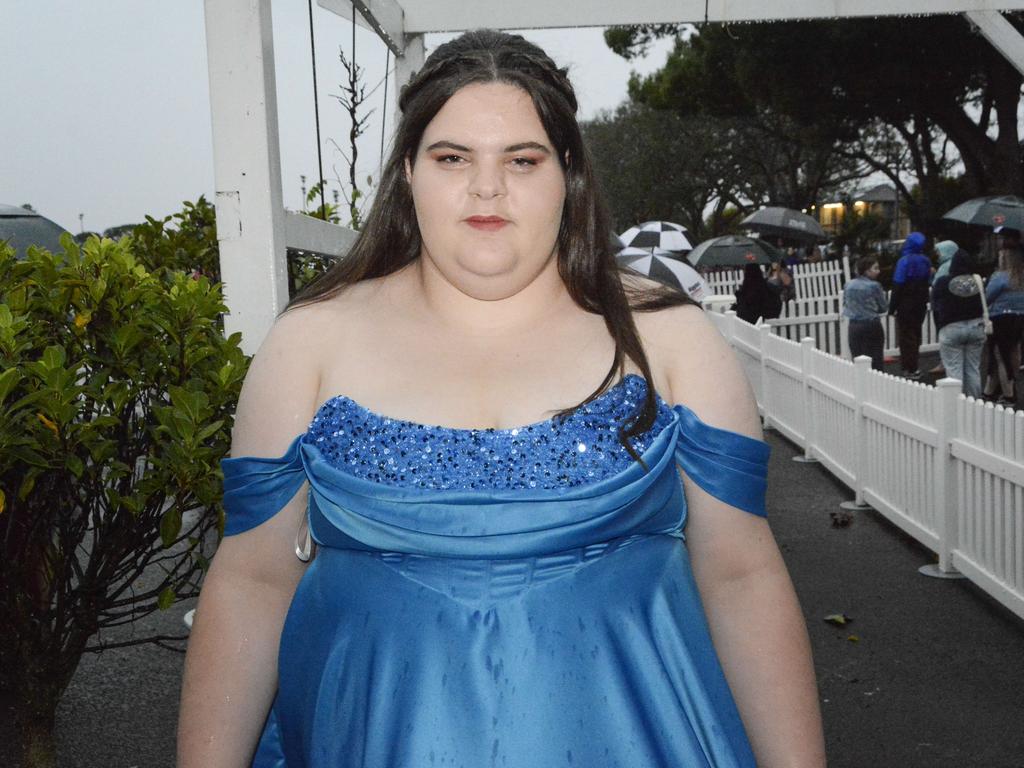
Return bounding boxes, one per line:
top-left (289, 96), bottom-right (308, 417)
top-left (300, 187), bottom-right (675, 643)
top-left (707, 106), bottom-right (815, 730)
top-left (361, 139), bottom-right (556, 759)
top-left (703, 257), bottom-right (849, 300)
top-left (709, 310), bottom-right (1024, 621)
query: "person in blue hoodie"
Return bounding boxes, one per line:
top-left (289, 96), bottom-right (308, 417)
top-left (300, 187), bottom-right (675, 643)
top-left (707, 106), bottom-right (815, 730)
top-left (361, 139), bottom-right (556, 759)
top-left (888, 232), bottom-right (933, 378)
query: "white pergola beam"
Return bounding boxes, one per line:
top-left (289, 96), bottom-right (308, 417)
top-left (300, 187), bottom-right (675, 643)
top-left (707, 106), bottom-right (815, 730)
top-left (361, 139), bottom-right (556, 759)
top-left (204, 0), bottom-right (289, 354)
top-left (966, 10), bottom-right (1024, 75)
top-left (388, 0), bottom-right (1024, 33)
top-left (317, 0), bottom-right (405, 54)
top-left (284, 210), bottom-right (359, 256)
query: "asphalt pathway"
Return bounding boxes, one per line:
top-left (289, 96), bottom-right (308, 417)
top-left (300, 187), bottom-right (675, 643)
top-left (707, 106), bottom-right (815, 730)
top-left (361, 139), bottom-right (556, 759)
top-left (3, 406), bottom-right (1023, 767)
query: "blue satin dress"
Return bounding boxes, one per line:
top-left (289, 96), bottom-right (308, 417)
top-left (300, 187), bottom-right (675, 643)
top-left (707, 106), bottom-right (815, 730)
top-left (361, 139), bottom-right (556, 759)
top-left (222, 374), bottom-right (770, 767)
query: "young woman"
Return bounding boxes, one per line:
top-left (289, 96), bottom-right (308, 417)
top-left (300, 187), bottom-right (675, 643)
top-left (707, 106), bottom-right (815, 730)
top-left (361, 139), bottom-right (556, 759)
top-left (177, 30), bottom-right (825, 768)
top-left (842, 256), bottom-right (888, 371)
top-left (984, 244), bottom-right (1024, 405)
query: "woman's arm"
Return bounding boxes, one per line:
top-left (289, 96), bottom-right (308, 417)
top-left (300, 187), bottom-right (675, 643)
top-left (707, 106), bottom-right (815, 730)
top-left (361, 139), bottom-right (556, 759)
top-left (986, 272), bottom-right (1006, 304)
top-left (177, 307), bottom-right (324, 767)
top-left (649, 305), bottom-right (826, 768)
top-left (872, 283), bottom-right (889, 316)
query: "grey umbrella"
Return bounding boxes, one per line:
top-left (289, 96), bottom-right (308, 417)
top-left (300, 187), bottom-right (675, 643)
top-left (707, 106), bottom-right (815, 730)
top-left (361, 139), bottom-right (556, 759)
top-left (739, 207), bottom-right (825, 243)
top-left (0, 204), bottom-right (70, 259)
top-left (686, 235), bottom-right (780, 267)
top-left (943, 195), bottom-right (1024, 231)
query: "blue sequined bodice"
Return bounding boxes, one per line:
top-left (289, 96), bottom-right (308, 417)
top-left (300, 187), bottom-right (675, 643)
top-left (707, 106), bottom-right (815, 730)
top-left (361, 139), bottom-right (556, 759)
top-left (303, 374), bottom-right (675, 491)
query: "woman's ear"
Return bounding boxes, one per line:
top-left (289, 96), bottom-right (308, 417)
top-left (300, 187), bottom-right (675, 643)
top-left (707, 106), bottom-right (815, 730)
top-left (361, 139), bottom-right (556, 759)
top-left (404, 155), bottom-right (413, 184)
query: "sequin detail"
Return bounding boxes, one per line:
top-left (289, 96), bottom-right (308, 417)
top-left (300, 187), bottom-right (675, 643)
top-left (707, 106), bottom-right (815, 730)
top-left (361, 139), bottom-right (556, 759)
top-left (304, 374), bottom-right (674, 491)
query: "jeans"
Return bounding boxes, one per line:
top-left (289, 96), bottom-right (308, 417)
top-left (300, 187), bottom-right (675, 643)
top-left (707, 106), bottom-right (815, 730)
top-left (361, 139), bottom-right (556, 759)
top-left (938, 319), bottom-right (986, 398)
top-left (848, 318), bottom-right (885, 371)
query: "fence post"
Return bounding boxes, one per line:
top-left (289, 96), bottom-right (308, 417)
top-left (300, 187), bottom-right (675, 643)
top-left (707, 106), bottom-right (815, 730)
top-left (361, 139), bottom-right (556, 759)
top-left (793, 337), bottom-right (820, 464)
top-left (840, 356), bottom-right (874, 511)
top-left (759, 323), bottom-right (773, 431)
top-left (722, 309), bottom-right (738, 345)
top-left (920, 378), bottom-right (965, 579)
top-left (838, 292), bottom-right (850, 361)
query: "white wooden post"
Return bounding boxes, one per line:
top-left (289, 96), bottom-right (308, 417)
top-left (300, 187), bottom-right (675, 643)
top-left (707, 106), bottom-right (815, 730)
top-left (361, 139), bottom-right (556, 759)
top-left (966, 10), bottom-right (1024, 76)
top-left (759, 323), bottom-right (773, 431)
top-left (204, 0), bottom-right (288, 355)
top-left (921, 378), bottom-right (966, 578)
top-left (838, 293), bottom-right (851, 361)
top-left (840, 355), bottom-right (874, 510)
top-left (793, 337), bottom-right (820, 463)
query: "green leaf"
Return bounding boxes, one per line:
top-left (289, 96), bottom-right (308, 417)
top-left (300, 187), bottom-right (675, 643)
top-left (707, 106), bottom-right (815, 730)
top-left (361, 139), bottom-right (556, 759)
top-left (160, 507), bottom-right (183, 547)
top-left (823, 613), bottom-right (852, 626)
top-left (41, 345), bottom-right (66, 370)
top-left (65, 454), bottom-right (85, 478)
top-left (0, 368), bottom-right (21, 405)
top-left (157, 586), bottom-right (176, 610)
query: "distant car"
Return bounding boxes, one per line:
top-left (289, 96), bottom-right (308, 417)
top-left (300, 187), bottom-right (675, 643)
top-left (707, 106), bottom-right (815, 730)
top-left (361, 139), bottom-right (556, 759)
top-left (0, 204), bottom-right (69, 259)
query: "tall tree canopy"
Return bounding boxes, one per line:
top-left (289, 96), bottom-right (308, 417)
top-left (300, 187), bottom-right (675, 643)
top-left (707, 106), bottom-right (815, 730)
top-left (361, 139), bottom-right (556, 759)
top-left (608, 15), bottom-right (1024, 230)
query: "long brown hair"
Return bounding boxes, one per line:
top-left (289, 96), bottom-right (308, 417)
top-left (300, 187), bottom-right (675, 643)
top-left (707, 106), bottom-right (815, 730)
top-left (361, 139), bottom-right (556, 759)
top-left (288, 29), bottom-right (691, 458)
top-left (1000, 246), bottom-right (1024, 290)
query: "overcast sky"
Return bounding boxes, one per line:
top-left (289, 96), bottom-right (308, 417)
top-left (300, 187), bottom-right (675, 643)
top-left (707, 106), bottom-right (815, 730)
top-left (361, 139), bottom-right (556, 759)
top-left (1, 2), bottom-right (675, 234)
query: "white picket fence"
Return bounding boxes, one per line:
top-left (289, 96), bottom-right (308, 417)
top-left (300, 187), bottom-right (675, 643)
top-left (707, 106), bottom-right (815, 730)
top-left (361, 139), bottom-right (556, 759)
top-left (705, 255), bottom-right (940, 361)
top-left (704, 258), bottom-right (849, 300)
top-left (709, 311), bottom-right (1024, 621)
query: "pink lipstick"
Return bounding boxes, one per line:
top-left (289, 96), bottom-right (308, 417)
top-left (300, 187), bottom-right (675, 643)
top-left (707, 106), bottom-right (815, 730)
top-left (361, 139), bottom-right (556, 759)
top-left (465, 216), bottom-right (508, 231)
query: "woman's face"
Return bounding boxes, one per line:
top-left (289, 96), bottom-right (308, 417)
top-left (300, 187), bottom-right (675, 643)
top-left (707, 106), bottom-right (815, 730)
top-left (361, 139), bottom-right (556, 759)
top-left (406, 82), bottom-right (567, 300)
top-left (865, 262), bottom-right (880, 279)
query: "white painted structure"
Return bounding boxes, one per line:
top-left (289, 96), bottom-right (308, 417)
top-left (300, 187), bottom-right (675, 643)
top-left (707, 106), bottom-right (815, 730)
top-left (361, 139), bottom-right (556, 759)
top-left (709, 310), bottom-right (1024, 621)
top-left (203, 0), bottom-right (1024, 353)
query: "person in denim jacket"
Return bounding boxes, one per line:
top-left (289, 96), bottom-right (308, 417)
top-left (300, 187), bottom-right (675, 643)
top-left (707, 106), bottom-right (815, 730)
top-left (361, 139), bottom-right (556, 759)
top-left (984, 243), bottom-right (1024, 404)
top-left (843, 256), bottom-right (888, 370)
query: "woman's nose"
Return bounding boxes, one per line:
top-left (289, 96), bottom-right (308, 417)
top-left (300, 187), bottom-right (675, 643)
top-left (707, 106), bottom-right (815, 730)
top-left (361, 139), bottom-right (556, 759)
top-left (468, 161), bottom-right (507, 199)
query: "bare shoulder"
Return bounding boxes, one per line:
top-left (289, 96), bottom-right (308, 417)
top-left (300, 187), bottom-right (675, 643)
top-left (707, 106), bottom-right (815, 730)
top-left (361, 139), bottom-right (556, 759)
top-left (230, 299), bottom-right (340, 458)
top-left (633, 304), bottom-right (762, 440)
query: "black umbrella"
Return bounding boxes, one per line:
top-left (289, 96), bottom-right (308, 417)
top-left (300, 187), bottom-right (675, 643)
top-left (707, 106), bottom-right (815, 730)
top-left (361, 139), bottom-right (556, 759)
top-left (686, 236), bottom-right (780, 267)
top-left (0, 204), bottom-right (69, 259)
top-left (739, 207), bottom-right (825, 243)
top-left (617, 247), bottom-right (709, 300)
top-left (943, 195), bottom-right (1024, 231)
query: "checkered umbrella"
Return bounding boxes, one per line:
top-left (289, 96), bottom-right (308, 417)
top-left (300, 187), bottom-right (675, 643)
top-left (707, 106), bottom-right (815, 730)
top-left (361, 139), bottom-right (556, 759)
top-left (617, 247), bottom-right (709, 301)
top-left (618, 221), bottom-right (693, 253)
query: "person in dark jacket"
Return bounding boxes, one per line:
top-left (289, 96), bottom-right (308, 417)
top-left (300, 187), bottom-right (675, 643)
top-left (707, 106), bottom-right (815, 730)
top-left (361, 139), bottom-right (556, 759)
top-left (931, 250), bottom-right (985, 397)
top-left (888, 232), bottom-right (933, 378)
top-left (733, 263), bottom-right (782, 324)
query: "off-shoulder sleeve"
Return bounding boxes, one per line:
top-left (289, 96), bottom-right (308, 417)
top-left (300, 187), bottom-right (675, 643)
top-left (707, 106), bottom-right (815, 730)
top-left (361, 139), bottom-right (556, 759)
top-left (672, 404), bottom-right (771, 518)
top-left (221, 435), bottom-right (307, 535)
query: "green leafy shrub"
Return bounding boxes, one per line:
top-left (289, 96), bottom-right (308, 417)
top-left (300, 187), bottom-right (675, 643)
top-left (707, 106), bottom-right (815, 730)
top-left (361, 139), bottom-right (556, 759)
top-left (0, 226), bottom-right (248, 766)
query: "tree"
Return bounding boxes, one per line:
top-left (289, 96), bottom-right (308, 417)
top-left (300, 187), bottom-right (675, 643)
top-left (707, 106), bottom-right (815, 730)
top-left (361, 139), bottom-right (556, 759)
top-left (583, 102), bottom-right (866, 240)
top-left (608, 15), bottom-right (1024, 229)
top-left (0, 208), bottom-right (248, 766)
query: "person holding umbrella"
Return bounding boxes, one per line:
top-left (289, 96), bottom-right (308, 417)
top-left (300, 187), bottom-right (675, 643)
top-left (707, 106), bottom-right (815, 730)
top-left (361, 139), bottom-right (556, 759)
top-left (888, 232), bottom-right (933, 379)
top-left (733, 263), bottom-right (782, 324)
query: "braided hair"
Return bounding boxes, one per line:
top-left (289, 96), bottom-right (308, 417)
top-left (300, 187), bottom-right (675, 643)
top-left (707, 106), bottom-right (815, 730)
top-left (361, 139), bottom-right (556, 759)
top-left (289, 29), bottom-right (691, 460)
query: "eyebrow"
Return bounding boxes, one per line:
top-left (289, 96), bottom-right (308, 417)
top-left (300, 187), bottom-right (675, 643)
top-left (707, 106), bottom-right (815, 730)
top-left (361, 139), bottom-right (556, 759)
top-left (424, 140), bottom-right (552, 155)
